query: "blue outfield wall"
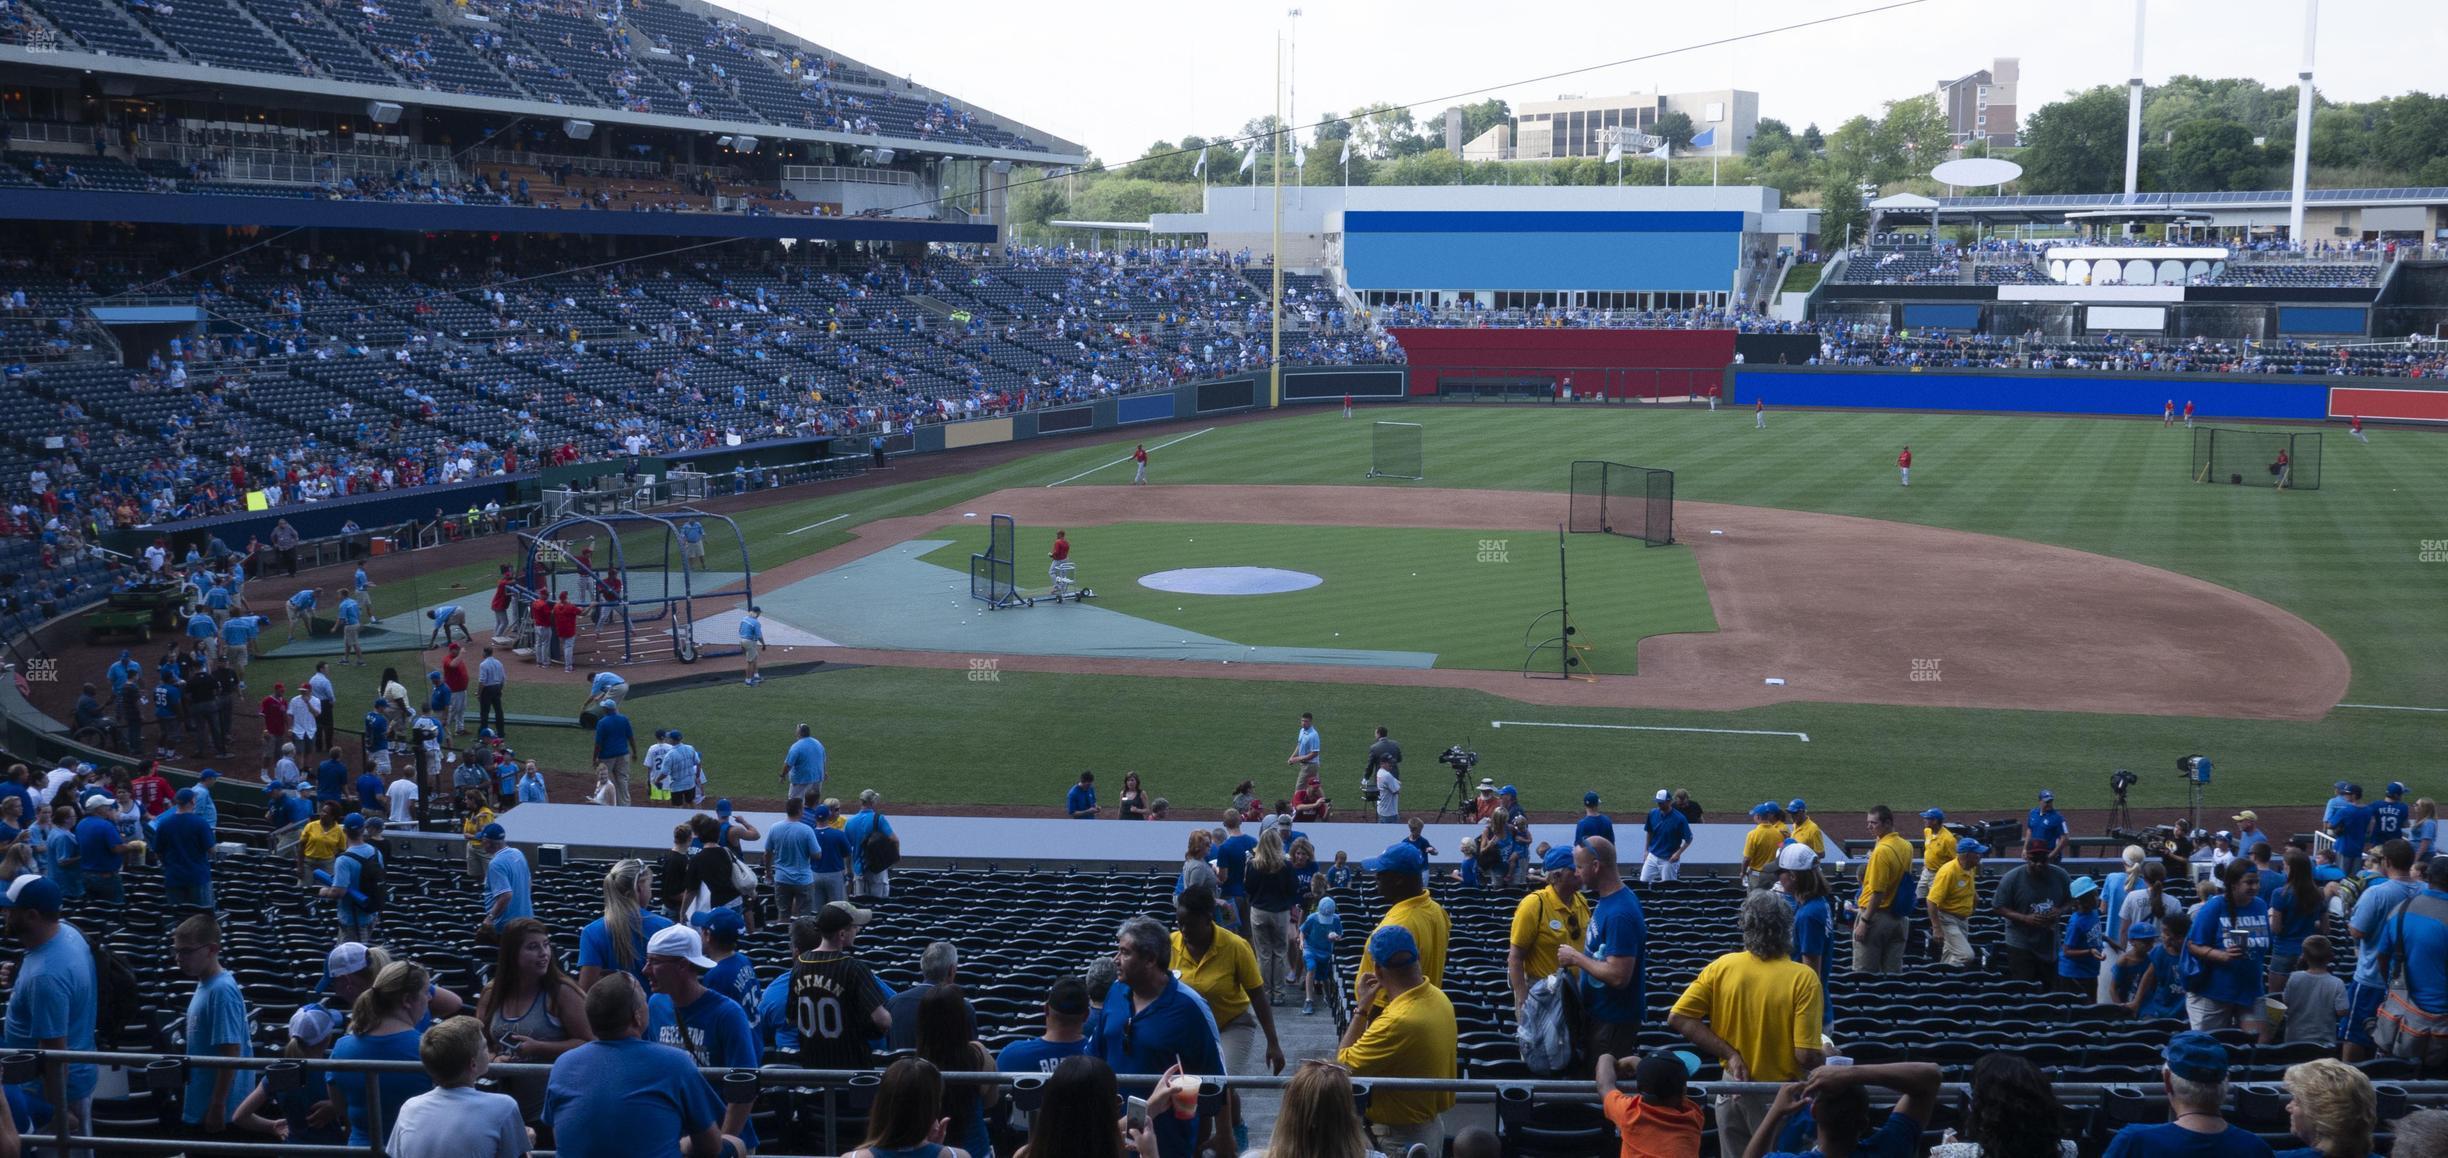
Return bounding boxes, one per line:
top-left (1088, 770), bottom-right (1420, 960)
top-left (1728, 367), bottom-right (2331, 421)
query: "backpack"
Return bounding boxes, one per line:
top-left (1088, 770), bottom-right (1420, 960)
top-left (2373, 893), bottom-right (2448, 1067)
top-left (724, 846), bottom-right (758, 898)
top-left (1516, 972), bottom-right (1573, 1075)
top-left (90, 936), bottom-right (143, 1047)
top-left (862, 827), bottom-right (901, 873)
top-left (344, 846), bottom-right (387, 912)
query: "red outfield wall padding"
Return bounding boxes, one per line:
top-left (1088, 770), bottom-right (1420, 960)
top-left (1388, 328), bottom-right (1737, 398)
top-left (2329, 386), bottom-right (2448, 424)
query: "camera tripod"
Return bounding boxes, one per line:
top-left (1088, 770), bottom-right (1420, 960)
top-left (1434, 766), bottom-right (1471, 823)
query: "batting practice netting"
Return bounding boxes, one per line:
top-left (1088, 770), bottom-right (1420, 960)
top-left (2192, 428), bottom-right (2323, 491)
top-left (970, 513), bottom-right (1021, 607)
top-left (1367, 421), bottom-right (1424, 480)
top-left (1569, 461), bottom-right (1676, 546)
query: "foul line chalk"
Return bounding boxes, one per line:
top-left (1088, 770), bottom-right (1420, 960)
top-left (1044, 427), bottom-right (1216, 487)
top-left (785, 513), bottom-right (852, 536)
top-left (1491, 720), bottom-right (1811, 742)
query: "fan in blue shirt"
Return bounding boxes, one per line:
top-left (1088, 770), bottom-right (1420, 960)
top-left (1574, 793), bottom-right (1615, 847)
top-left (1065, 774), bottom-right (1099, 819)
top-left (1754, 1062), bottom-right (1941, 1158)
top-left (643, 929), bottom-right (759, 1152)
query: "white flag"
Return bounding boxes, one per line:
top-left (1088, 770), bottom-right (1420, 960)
top-left (1603, 139), bottom-right (1622, 164)
top-left (1339, 137), bottom-right (1350, 165)
top-left (1193, 147), bottom-right (1208, 178)
top-left (1648, 141), bottom-right (1671, 160)
top-left (1294, 143), bottom-right (1306, 169)
top-left (1239, 148), bottom-right (1257, 174)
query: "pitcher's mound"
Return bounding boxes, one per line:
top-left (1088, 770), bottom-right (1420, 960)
top-left (1137, 567), bottom-right (1324, 596)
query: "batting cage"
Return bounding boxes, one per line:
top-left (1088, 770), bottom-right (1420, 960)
top-left (1367, 421), bottom-right (1424, 480)
top-left (1568, 461), bottom-right (1676, 546)
top-left (2192, 428), bottom-right (2323, 491)
top-left (970, 513), bottom-right (1022, 608)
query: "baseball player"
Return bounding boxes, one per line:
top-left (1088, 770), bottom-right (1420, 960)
top-left (1342, 393), bottom-right (1353, 418)
top-left (1898, 445), bottom-right (1912, 487)
top-left (2272, 447), bottom-right (2291, 490)
top-left (1048, 530), bottom-right (1071, 588)
top-left (2183, 400), bottom-right (2195, 428)
top-left (2351, 415), bottom-right (2368, 443)
top-left (1131, 443), bottom-right (1148, 485)
top-left (1754, 398), bottom-right (1767, 429)
top-left (2163, 400), bottom-right (2175, 428)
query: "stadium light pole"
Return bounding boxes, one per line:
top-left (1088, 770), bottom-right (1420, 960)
top-left (2122, 0), bottom-right (2145, 199)
top-left (2287, 0), bottom-right (2319, 244)
top-left (1269, 24), bottom-right (1286, 409)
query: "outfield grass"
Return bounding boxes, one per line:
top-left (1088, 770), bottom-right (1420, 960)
top-left (248, 405), bottom-right (2448, 817)
top-left (914, 522), bottom-right (1715, 671)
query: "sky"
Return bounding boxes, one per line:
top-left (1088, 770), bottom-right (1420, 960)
top-left (743, 0), bottom-right (2442, 163)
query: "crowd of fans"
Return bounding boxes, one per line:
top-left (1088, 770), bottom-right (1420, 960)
top-left (10, 698), bottom-right (2448, 1158)
top-left (1810, 327), bottom-right (2448, 376)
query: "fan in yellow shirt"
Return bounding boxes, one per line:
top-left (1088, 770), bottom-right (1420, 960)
top-left (1741, 803), bottom-right (1786, 889)
top-left (1507, 847), bottom-right (1590, 1014)
top-left (296, 804), bottom-right (347, 883)
top-left (1918, 807), bottom-right (1957, 904)
top-left (1784, 800), bottom-right (1826, 858)
top-left (1339, 925), bottom-right (1456, 1149)
top-left (1926, 838), bottom-right (1988, 966)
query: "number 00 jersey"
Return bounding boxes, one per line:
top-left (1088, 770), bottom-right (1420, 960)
top-left (788, 949), bottom-right (886, 1070)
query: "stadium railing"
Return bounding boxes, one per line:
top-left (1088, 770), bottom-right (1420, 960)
top-left (27, 1049), bottom-right (2432, 1158)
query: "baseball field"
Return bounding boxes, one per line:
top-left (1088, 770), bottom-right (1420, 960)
top-left (211, 403), bottom-right (2448, 818)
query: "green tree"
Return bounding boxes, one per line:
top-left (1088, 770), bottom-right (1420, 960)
top-left (1749, 118), bottom-right (1795, 156)
top-left (1455, 98), bottom-right (1511, 145)
top-left (1817, 179), bottom-right (1866, 248)
top-left (1348, 102), bottom-right (1421, 160)
top-left (1374, 149), bottom-right (1462, 185)
top-left (1129, 139), bottom-right (1199, 184)
top-left (1873, 94), bottom-right (1953, 183)
top-left (1070, 177), bottom-right (1197, 223)
top-left (1821, 115), bottom-right (1878, 184)
top-left (1800, 122), bottom-right (1825, 153)
top-left (1652, 110), bottom-right (1695, 150)
top-left (1010, 179), bottom-right (1068, 230)
top-left (1312, 111), bottom-right (1351, 143)
top-left (2018, 85), bottom-right (2133, 193)
top-left (2165, 119), bottom-right (2263, 191)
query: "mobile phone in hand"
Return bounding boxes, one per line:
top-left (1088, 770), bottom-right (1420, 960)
top-left (1125, 1095), bottom-right (1149, 1130)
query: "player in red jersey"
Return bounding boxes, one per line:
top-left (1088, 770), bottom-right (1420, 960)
top-left (2351, 415), bottom-right (2368, 443)
top-left (2164, 399), bottom-right (2175, 427)
top-left (1898, 445), bottom-right (1913, 487)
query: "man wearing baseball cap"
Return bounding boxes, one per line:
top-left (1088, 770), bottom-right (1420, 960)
top-left (2325, 781), bottom-right (2358, 829)
top-left (591, 697), bottom-right (635, 807)
top-left (2330, 784), bottom-right (2375, 868)
top-left (1338, 925), bottom-right (1456, 1154)
top-left (2231, 810), bottom-right (2269, 855)
top-left (1785, 800), bottom-right (1825, 860)
top-left (155, 787), bottom-right (217, 910)
top-left (789, 901), bottom-right (891, 1071)
top-left (1575, 791), bottom-right (1615, 848)
top-left (644, 924), bottom-right (758, 1151)
top-left (2, 875), bottom-right (98, 1136)
top-left (995, 976), bottom-right (1095, 1132)
top-left (1642, 790), bottom-right (1693, 884)
top-left (1741, 804), bottom-right (1785, 892)
top-left (1358, 840), bottom-right (1449, 1004)
top-left (2375, 783), bottom-right (2413, 847)
top-left (2101, 1032), bottom-right (2262, 1158)
top-left (1508, 845), bottom-right (1589, 1019)
top-left (1560, 836), bottom-right (1648, 1057)
top-left (1928, 839), bottom-right (1987, 968)
top-left (2028, 790), bottom-right (2067, 862)
top-left (1918, 808), bottom-right (1956, 919)
top-left (1994, 839), bottom-right (2074, 986)
top-left (480, 823), bottom-right (532, 936)
top-left (319, 813), bottom-right (383, 943)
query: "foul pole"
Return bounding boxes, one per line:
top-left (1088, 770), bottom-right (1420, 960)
top-left (2287, 0), bottom-right (2320, 242)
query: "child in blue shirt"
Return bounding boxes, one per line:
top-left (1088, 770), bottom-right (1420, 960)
top-left (1298, 896), bottom-right (1343, 1016)
top-left (2059, 877), bottom-right (2103, 982)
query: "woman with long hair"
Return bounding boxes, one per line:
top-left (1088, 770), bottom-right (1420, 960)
top-left (1015, 1054), bottom-right (1125, 1158)
top-left (2184, 857), bottom-right (2273, 1042)
top-left (1246, 1060), bottom-right (1373, 1158)
top-left (1245, 828), bottom-right (1300, 1002)
top-left (913, 984), bottom-right (998, 1158)
top-left (2284, 1059), bottom-right (2377, 1158)
top-left (2412, 798), bottom-right (2438, 862)
top-left (1117, 772), bottom-right (1148, 821)
top-left (576, 858), bottom-right (672, 992)
top-left (1289, 837), bottom-right (1320, 899)
top-left (325, 961), bottom-right (435, 1147)
top-left (473, 917), bottom-right (594, 1119)
top-left (2267, 849), bottom-right (2325, 988)
top-left (1930, 1052), bottom-right (2072, 1158)
top-left (2114, 862), bottom-right (2182, 941)
top-left (846, 1057), bottom-right (972, 1158)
